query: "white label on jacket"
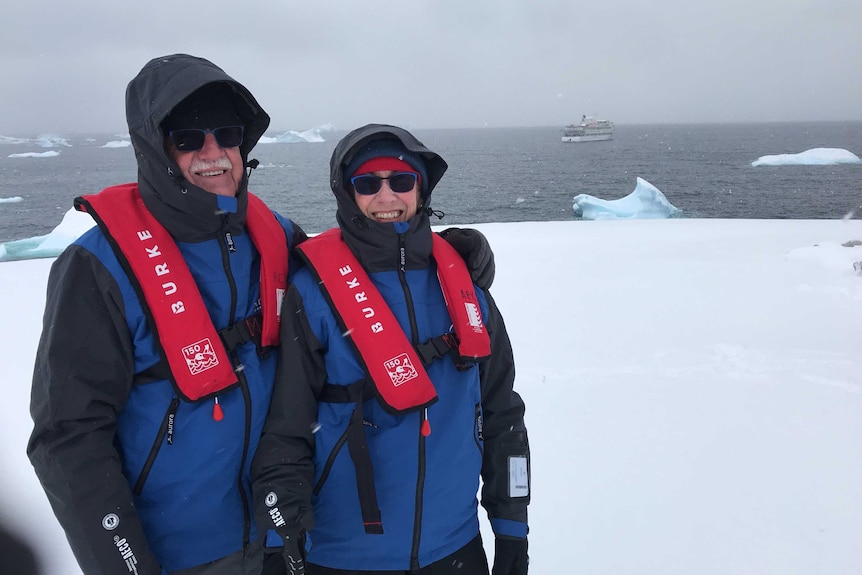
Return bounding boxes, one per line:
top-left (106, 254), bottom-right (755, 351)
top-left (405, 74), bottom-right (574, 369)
top-left (508, 455), bottom-right (529, 498)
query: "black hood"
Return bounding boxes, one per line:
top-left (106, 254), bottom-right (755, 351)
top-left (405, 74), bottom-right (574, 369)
top-left (125, 54), bottom-right (270, 241)
top-left (329, 124), bottom-right (448, 271)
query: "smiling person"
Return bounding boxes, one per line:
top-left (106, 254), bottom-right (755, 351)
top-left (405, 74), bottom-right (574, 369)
top-left (27, 58), bottom-right (497, 575)
top-left (252, 124), bottom-right (531, 575)
top-left (26, 54), bottom-right (306, 575)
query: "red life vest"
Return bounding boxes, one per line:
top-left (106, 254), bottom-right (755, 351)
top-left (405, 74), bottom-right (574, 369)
top-left (75, 183), bottom-right (288, 402)
top-left (297, 228), bottom-right (491, 414)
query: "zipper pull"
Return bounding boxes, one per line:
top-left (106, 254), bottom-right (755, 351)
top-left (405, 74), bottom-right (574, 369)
top-left (421, 408), bottom-right (431, 437)
top-left (212, 397), bottom-right (224, 421)
top-left (225, 231), bottom-right (236, 252)
top-left (166, 398), bottom-right (180, 445)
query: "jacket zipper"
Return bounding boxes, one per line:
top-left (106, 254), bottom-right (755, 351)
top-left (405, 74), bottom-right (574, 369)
top-left (235, 365), bottom-right (253, 545)
top-left (221, 217), bottom-right (253, 546)
top-left (410, 410), bottom-right (428, 575)
top-left (398, 232), bottom-right (426, 573)
top-left (398, 234), bottom-right (420, 343)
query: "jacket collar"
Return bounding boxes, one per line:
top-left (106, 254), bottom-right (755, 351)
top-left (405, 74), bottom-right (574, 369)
top-left (337, 209), bottom-right (433, 273)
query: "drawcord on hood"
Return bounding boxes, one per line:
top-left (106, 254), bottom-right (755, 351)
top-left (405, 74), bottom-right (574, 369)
top-left (425, 207), bottom-right (445, 220)
top-left (245, 158), bottom-right (260, 180)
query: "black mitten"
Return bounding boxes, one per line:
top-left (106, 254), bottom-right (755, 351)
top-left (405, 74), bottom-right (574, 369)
top-left (439, 227), bottom-right (495, 290)
top-left (262, 550), bottom-right (287, 575)
top-left (491, 536), bottom-right (528, 575)
top-left (262, 531), bottom-right (306, 575)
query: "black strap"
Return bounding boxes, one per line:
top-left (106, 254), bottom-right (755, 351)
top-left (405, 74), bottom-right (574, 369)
top-left (318, 379), bottom-right (375, 403)
top-left (345, 393), bottom-right (384, 535)
top-left (219, 313), bottom-right (267, 357)
top-left (414, 333), bottom-right (459, 366)
top-left (415, 332), bottom-right (474, 372)
top-left (318, 379), bottom-right (385, 534)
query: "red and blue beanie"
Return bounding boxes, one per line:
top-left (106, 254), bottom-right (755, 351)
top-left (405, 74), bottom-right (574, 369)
top-left (345, 138), bottom-right (428, 193)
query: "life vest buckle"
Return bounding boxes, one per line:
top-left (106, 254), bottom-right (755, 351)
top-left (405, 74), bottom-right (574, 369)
top-left (219, 313), bottom-right (267, 357)
top-left (415, 332), bottom-right (457, 366)
top-left (414, 332), bottom-right (473, 371)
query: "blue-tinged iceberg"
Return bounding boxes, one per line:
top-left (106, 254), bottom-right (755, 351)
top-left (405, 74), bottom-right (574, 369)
top-left (572, 177), bottom-right (681, 220)
top-left (0, 208), bottom-right (94, 262)
top-left (751, 147), bottom-right (861, 167)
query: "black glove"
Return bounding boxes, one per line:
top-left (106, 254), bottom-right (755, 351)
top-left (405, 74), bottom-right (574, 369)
top-left (262, 551), bottom-right (287, 575)
top-left (262, 531), bottom-right (306, 575)
top-left (492, 536), bottom-right (528, 575)
top-left (439, 227), bottom-right (495, 291)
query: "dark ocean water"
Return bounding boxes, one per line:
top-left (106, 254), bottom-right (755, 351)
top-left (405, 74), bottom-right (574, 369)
top-left (1, 122), bottom-right (861, 243)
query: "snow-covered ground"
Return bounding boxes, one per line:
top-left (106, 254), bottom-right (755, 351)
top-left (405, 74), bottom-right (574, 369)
top-left (3, 218), bottom-right (861, 574)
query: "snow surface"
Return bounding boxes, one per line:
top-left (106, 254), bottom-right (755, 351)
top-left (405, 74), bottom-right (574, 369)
top-left (2, 218), bottom-right (861, 574)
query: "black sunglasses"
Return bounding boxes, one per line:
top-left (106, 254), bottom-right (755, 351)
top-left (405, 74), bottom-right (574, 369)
top-left (168, 125), bottom-right (244, 152)
top-left (350, 172), bottom-right (419, 196)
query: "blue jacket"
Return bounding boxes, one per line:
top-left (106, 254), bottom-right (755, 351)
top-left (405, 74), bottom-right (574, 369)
top-left (88, 210), bottom-right (294, 568)
top-left (252, 124), bottom-right (529, 572)
top-left (28, 54), bottom-right (305, 575)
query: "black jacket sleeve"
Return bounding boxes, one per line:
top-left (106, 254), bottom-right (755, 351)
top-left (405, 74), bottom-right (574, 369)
top-left (478, 291), bottom-right (530, 531)
top-left (252, 284), bottom-right (321, 538)
top-left (289, 220), bottom-right (309, 249)
top-left (27, 245), bottom-right (162, 575)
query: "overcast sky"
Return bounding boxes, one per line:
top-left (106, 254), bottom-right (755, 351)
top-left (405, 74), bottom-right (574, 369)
top-left (3, 0), bottom-right (861, 135)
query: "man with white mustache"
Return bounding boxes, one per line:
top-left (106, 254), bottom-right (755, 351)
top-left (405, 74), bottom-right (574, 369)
top-left (27, 54), bottom-right (495, 575)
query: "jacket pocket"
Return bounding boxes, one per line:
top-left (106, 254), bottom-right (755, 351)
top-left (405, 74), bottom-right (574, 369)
top-left (133, 397), bottom-right (180, 496)
top-left (312, 424), bottom-right (350, 496)
top-left (474, 402), bottom-right (484, 455)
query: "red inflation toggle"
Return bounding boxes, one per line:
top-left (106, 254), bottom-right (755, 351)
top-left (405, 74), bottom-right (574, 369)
top-left (213, 397), bottom-right (224, 421)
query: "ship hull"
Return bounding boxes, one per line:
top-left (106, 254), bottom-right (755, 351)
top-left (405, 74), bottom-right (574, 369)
top-left (561, 133), bottom-right (613, 142)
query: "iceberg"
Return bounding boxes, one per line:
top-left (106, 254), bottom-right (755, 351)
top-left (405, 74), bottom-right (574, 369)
top-left (8, 151), bottom-right (60, 158)
top-left (0, 208), bottom-right (94, 262)
top-left (103, 140), bottom-right (132, 148)
top-left (0, 135), bottom-right (32, 145)
top-left (572, 177), bottom-right (681, 220)
top-left (36, 134), bottom-right (72, 148)
top-left (259, 124), bottom-right (337, 144)
top-left (751, 147), bottom-right (861, 167)
top-left (0, 196), bottom-right (24, 204)
top-left (0, 134), bottom-right (72, 147)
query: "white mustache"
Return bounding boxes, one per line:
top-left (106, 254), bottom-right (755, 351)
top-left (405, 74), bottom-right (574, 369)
top-left (189, 157), bottom-right (233, 173)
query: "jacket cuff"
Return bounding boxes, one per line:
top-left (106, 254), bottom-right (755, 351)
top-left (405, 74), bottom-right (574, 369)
top-left (490, 518), bottom-right (528, 539)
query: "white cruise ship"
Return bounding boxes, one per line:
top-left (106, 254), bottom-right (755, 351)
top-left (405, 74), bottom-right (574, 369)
top-left (561, 116), bottom-right (614, 142)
